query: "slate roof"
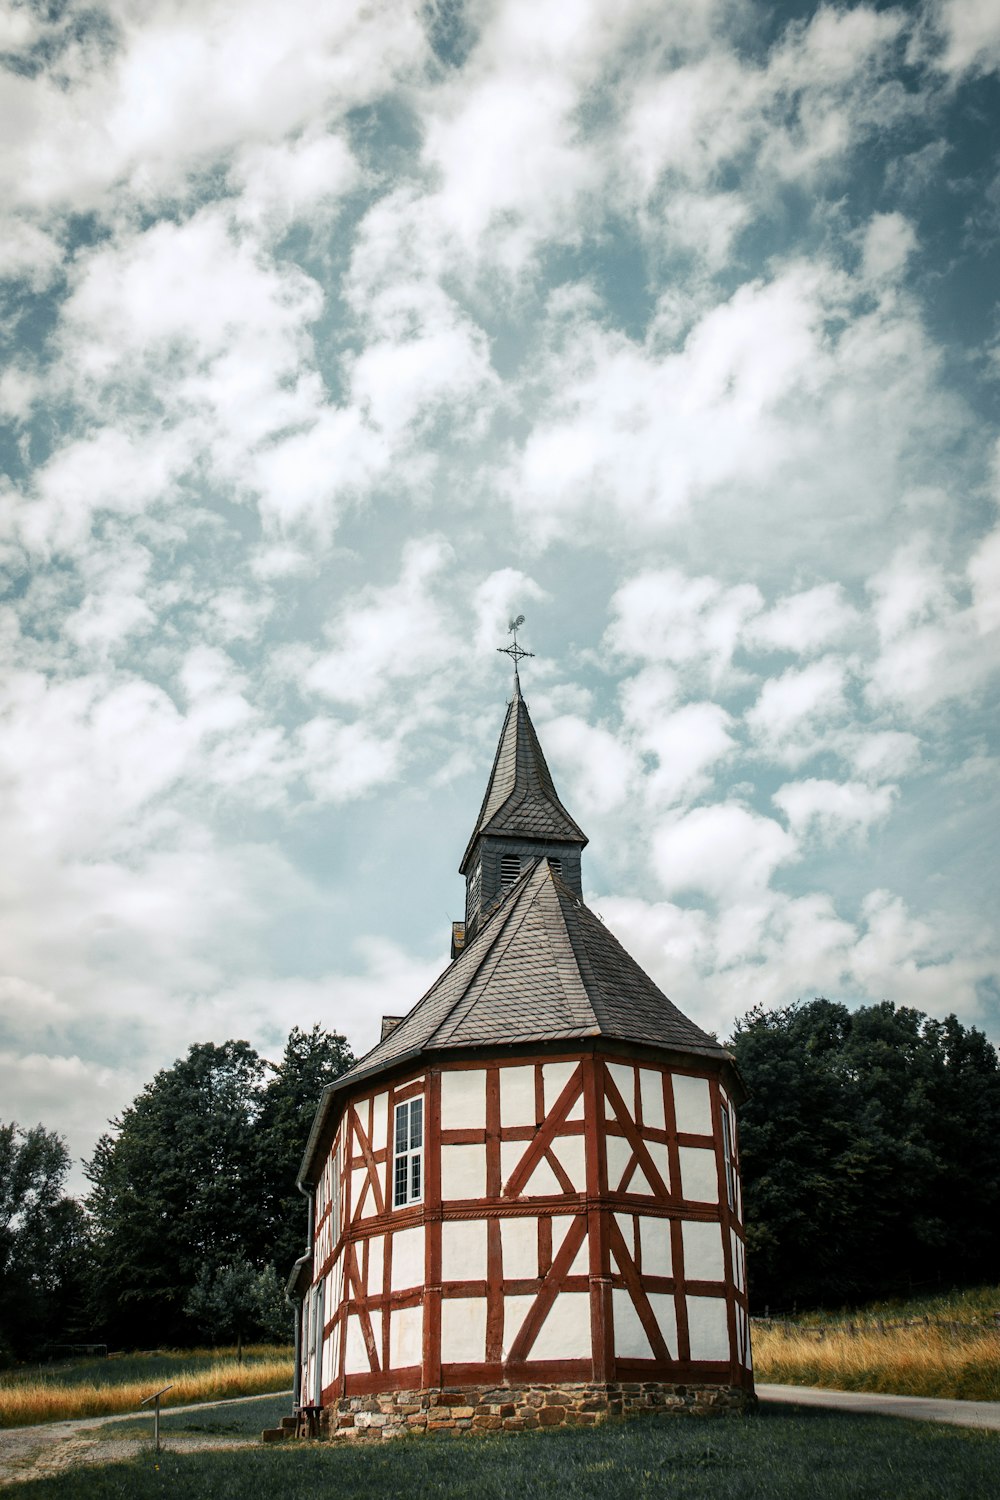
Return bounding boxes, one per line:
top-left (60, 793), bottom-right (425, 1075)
top-left (459, 683), bottom-right (586, 873)
top-left (335, 858), bottom-right (729, 1095)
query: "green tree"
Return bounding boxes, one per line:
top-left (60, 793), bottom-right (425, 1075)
top-left (86, 1041), bottom-right (267, 1345)
top-left (255, 1025), bottom-right (355, 1274)
top-left (84, 1028), bottom-right (353, 1347)
top-left (184, 1253), bottom-right (291, 1358)
top-left (0, 1123), bottom-right (93, 1360)
top-left (730, 1000), bottom-right (1000, 1310)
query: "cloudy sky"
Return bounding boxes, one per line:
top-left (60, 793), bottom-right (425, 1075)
top-left (2, 0), bottom-right (998, 1188)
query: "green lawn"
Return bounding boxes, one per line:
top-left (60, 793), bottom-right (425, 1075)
top-left (77, 1393), bottom-right (293, 1442)
top-left (6, 1407), bottom-right (999, 1499)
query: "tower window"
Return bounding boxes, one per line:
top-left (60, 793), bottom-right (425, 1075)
top-left (550, 858), bottom-right (562, 875)
top-left (393, 1097), bottom-right (423, 1208)
top-left (500, 853), bottom-right (520, 884)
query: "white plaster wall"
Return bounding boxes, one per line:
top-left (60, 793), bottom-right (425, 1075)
top-left (687, 1295), bottom-right (731, 1361)
top-left (389, 1304), bottom-right (423, 1368)
top-left (500, 1142), bottom-right (563, 1197)
top-left (639, 1068), bottom-right (665, 1130)
top-left (367, 1233), bottom-right (384, 1295)
top-left (350, 1167), bottom-right (367, 1219)
top-left (441, 1218), bottom-right (488, 1282)
top-left (552, 1216), bottom-right (588, 1275)
top-left (500, 1065), bottom-right (536, 1126)
top-left (672, 1075), bottom-right (713, 1134)
top-left (682, 1220), bottom-right (725, 1281)
top-left (344, 1310), bottom-right (382, 1374)
top-left (650, 1291), bottom-right (677, 1355)
top-left (390, 1226), bottom-right (425, 1291)
top-left (614, 1212), bottom-right (635, 1260)
top-left (543, 1061), bottom-right (584, 1120)
top-left (502, 1294), bottom-right (534, 1358)
top-left (629, 1158), bottom-right (657, 1196)
top-left (606, 1062), bottom-right (636, 1118)
top-left (370, 1092), bottom-right (387, 1151)
top-left (551, 1133), bottom-right (585, 1189)
top-left (605, 1133), bottom-right (632, 1190)
top-left (440, 1068), bottom-right (486, 1130)
top-left (639, 1215), bottom-right (672, 1277)
top-left (501, 1216), bottom-right (538, 1280)
top-left (613, 1287), bottom-right (653, 1358)
top-left (531, 1291), bottom-right (592, 1360)
top-left (441, 1143), bottom-right (486, 1199)
top-left (440, 1296), bottom-right (486, 1364)
top-left (522, 1156), bottom-right (563, 1196)
top-left (678, 1146), bottom-right (718, 1204)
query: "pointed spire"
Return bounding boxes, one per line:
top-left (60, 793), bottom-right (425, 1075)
top-left (459, 688), bottom-right (587, 875)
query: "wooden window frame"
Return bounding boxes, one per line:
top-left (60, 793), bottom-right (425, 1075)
top-left (720, 1103), bottom-right (736, 1211)
top-left (393, 1096), bottom-right (424, 1209)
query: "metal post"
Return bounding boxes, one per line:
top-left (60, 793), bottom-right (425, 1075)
top-left (140, 1385), bottom-right (173, 1454)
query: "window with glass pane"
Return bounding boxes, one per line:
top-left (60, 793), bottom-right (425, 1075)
top-left (720, 1104), bottom-right (736, 1211)
top-left (393, 1097), bottom-right (424, 1208)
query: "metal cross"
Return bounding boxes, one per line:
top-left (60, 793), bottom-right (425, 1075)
top-left (497, 614), bottom-right (534, 682)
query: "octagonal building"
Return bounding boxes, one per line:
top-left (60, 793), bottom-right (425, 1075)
top-left (291, 679), bottom-right (754, 1434)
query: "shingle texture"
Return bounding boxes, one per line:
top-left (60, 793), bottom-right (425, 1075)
top-left (460, 684), bottom-right (586, 872)
top-left (339, 858), bottom-right (729, 1090)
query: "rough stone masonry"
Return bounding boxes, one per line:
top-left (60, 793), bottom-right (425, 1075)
top-left (324, 1381), bottom-right (755, 1441)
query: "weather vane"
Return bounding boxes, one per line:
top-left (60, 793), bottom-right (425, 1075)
top-left (497, 614), bottom-right (534, 689)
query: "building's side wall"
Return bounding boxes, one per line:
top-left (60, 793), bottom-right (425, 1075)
top-left (304, 1053), bottom-right (751, 1406)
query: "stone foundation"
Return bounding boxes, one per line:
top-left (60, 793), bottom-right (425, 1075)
top-left (321, 1381), bottom-right (755, 1441)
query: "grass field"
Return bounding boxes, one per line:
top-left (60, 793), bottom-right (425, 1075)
top-left (0, 1348), bottom-right (293, 1428)
top-left (752, 1287), bottom-right (1000, 1401)
top-left (4, 1407), bottom-right (998, 1499)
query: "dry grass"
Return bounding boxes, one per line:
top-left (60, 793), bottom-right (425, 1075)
top-left (753, 1318), bottom-right (1000, 1401)
top-left (0, 1353), bottom-right (293, 1428)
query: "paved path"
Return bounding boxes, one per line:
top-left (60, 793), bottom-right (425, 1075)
top-left (757, 1382), bottom-right (1000, 1431)
top-left (0, 1390), bottom-right (291, 1487)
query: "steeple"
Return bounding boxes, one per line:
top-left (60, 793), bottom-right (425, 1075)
top-left (458, 637), bottom-right (587, 946)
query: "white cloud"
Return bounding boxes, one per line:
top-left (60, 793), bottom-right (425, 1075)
top-left (231, 130), bottom-right (361, 233)
top-left (864, 530), bottom-right (1000, 714)
top-left (607, 569), bottom-right (762, 684)
top-left (0, 217), bottom-right (63, 290)
top-left (651, 803), bottom-right (798, 900)
top-left (299, 536), bottom-right (456, 709)
top-left (542, 716), bottom-right (640, 817)
top-left (932, 0), bottom-right (1000, 78)
top-left (746, 657), bottom-right (851, 764)
top-left (861, 211), bottom-right (918, 281)
top-left (773, 777), bottom-right (897, 844)
top-left (749, 582), bottom-right (859, 656)
top-left (1, 0), bottom-right (427, 213)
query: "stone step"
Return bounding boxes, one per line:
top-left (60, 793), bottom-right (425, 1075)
top-left (261, 1428), bottom-right (288, 1443)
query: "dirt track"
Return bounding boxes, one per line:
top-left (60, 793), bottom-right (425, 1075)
top-left (0, 1391), bottom-right (288, 1487)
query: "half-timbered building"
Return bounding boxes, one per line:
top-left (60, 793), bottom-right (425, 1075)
top-left (290, 676), bottom-right (753, 1435)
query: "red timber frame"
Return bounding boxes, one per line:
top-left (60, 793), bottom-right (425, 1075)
top-left (307, 1052), bottom-right (752, 1403)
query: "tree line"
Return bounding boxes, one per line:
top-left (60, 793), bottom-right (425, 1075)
top-left (3, 1000), bottom-right (999, 1361)
top-left (1, 1025), bottom-right (354, 1361)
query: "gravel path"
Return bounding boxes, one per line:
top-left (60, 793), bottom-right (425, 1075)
top-left (0, 1391), bottom-right (290, 1487)
top-left (757, 1382), bottom-right (1000, 1431)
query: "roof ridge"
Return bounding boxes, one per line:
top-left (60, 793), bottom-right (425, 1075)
top-left (545, 868), bottom-right (602, 1031)
top-left (554, 882), bottom-right (611, 1027)
top-left (422, 862), bottom-right (540, 1049)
